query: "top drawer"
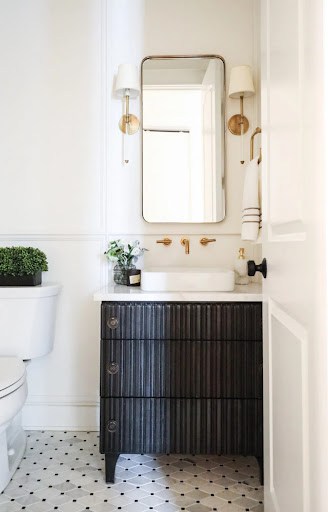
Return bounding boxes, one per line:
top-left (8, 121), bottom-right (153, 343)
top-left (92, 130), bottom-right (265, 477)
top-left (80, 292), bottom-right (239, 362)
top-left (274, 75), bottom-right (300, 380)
top-left (101, 302), bottom-right (262, 341)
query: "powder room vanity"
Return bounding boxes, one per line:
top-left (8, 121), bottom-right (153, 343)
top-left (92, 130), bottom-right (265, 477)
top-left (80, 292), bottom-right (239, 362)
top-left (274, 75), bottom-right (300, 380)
top-left (93, 285), bottom-right (263, 484)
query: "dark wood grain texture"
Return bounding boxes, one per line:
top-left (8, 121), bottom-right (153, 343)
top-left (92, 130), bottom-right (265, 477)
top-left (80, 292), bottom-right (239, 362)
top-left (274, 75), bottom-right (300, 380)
top-left (99, 301), bottom-right (263, 483)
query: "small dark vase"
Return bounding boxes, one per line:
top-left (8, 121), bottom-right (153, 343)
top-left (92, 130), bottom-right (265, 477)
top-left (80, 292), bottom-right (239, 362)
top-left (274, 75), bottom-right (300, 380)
top-left (113, 264), bottom-right (136, 286)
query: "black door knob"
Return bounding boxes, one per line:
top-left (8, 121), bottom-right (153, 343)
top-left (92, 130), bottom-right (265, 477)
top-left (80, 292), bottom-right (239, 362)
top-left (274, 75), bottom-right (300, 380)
top-left (247, 258), bottom-right (267, 278)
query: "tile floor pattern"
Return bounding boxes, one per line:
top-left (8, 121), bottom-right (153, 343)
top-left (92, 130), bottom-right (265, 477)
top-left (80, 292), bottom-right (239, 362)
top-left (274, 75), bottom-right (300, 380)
top-left (0, 431), bottom-right (263, 512)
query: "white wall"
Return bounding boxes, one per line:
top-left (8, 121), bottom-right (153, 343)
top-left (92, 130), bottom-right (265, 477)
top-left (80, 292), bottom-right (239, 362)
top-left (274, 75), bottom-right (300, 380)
top-left (0, 0), bottom-right (261, 429)
top-left (0, 0), bottom-right (108, 429)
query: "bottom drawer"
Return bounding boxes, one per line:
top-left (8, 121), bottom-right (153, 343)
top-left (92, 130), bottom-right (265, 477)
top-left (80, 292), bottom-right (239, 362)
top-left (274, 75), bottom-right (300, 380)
top-left (100, 398), bottom-right (262, 456)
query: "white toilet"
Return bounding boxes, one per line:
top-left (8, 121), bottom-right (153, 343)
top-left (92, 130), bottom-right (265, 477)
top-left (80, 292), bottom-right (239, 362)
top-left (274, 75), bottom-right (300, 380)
top-left (0, 283), bottom-right (61, 492)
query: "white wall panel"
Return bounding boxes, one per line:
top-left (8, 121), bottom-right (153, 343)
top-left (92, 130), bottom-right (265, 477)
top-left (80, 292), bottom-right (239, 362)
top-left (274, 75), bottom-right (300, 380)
top-left (107, 0), bottom-right (261, 235)
top-left (0, 0), bottom-right (105, 235)
top-left (17, 238), bottom-right (106, 429)
top-left (0, 0), bottom-right (261, 429)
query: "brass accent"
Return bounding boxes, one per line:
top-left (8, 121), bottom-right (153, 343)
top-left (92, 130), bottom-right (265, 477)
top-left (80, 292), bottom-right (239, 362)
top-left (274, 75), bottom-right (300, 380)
top-left (228, 114), bottom-right (249, 136)
top-left (156, 237), bottom-right (172, 246)
top-left (200, 237), bottom-right (216, 246)
top-left (141, 54), bottom-right (225, 66)
top-left (141, 55), bottom-right (226, 224)
top-left (238, 248), bottom-right (245, 259)
top-left (228, 96), bottom-right (250, 136)
top-left (250, 127), bottom-right (262, 164)
top-left (119, 94), bottom-right (140, 135)
top-left (119, 114), bottom-right (140, 135)
top-left (181, 238), bottom-right (190, 255)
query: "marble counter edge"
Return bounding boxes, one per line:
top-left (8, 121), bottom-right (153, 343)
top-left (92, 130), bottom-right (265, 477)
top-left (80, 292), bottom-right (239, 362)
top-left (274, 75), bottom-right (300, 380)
top-left (93, 283), bottom-right (262, 302)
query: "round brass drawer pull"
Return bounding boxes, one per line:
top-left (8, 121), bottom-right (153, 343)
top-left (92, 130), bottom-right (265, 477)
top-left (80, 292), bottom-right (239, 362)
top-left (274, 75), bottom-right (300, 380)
top-left (107, 317), bottom-right (119, 329)
top-left (107, 362), bottom-right (119, 375)
top-left (107, 420), bottom-right (117, 433)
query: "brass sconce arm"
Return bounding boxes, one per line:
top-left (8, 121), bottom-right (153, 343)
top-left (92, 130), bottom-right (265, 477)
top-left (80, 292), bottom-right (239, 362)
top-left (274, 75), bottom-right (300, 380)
top-left (228, 95), bottom-right (250, 137)
top-left (119, 91), bottom-right (140, 135)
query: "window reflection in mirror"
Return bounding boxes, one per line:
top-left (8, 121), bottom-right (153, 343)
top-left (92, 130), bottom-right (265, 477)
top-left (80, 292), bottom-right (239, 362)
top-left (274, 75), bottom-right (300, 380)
top-left (142, 56), bottom-right (225, 223)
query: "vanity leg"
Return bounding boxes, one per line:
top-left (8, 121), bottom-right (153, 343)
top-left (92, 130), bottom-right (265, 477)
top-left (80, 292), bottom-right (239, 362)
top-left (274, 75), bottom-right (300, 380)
top-left (105, 453), bottom-right (119, 483)
top-left (256, 456), bottom-right (264, 486)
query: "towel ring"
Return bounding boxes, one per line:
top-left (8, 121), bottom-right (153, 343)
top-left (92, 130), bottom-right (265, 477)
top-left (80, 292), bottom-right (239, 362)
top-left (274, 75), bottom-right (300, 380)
top-left (250, 127), bottom-right (262, 164)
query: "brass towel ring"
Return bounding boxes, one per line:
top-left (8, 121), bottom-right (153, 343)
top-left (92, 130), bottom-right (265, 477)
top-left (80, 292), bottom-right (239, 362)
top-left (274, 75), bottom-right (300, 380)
top-left (250, 127), bottom-right (262, 164)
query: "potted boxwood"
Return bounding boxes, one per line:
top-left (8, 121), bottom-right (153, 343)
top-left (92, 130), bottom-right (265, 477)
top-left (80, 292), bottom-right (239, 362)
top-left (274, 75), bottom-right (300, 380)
top-left (0, 246), bottom-right (48, 286)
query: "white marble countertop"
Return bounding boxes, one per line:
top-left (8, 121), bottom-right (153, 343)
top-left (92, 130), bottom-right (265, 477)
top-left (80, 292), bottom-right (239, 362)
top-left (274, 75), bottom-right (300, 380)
top-left (93, 283), bottom-right (262, 302)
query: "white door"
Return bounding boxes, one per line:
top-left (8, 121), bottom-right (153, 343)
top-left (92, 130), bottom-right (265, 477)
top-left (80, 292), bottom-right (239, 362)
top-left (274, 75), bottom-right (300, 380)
top-left (261, 0), bottom-right (328, 511)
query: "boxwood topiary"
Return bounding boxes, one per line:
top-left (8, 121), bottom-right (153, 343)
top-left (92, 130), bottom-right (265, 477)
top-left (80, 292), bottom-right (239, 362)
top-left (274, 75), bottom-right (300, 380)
top-left (0, 246), bottom-right (48, 276)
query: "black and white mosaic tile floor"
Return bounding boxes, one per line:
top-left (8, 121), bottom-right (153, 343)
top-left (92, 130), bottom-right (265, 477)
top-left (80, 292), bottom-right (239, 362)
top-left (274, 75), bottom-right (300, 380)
top-left (0, 431), bottom-right (263, 512)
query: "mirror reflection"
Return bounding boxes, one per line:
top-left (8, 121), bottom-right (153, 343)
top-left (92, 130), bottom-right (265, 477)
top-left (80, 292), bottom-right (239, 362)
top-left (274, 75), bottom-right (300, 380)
top-left (142, 56), bottom-right (225, 223)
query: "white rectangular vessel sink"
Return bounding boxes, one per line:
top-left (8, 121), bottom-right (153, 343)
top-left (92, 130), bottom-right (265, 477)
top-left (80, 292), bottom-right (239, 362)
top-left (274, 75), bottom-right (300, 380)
top-left (141, 267), bottom-right (235, 292)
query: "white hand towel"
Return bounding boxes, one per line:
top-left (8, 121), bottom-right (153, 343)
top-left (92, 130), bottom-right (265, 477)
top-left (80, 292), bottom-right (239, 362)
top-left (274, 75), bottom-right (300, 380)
top-left (241, 157), bottom-right (261, 241)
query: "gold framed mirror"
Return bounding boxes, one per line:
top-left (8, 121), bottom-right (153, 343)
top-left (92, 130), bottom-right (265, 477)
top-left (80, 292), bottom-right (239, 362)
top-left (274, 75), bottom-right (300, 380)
top-left (141, 55), bottom-right (226, 223)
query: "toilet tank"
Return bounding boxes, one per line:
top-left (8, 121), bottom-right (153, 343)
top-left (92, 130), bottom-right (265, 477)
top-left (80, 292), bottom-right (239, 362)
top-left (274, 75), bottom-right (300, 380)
top-left (0, 283), bottom-right (61, 359)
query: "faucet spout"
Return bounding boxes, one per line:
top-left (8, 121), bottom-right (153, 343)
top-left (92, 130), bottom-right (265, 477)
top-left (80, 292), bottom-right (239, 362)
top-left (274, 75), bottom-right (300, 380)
top-left (181, 238), bottom-right (190, 255)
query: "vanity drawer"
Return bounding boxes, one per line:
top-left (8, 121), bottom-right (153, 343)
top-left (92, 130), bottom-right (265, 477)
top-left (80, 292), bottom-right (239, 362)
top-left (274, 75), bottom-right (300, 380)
top-left (101, 302), bottom-right (262, 341)
top-left (101, 338), bottom-right (262, 398)
top-left (100, 397), bottom-right (262, 456)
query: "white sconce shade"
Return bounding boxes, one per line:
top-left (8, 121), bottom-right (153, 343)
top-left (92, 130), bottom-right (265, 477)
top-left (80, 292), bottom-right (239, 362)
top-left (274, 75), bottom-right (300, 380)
top-left (115, 64), bottom-right (140, 98)
top-left (228, 65), bottom-right (255, 98)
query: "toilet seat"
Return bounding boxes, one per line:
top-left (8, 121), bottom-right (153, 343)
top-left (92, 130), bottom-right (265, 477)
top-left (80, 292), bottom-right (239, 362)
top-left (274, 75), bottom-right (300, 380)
top-left (0, 358), bottom-right (26, 399)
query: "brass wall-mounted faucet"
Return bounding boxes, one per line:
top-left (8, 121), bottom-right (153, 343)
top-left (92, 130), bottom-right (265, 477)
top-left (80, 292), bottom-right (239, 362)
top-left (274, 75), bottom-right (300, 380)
top-left (200, 237), bottom-right (216, 246)
top-left (156, 237), bottom-right (172, 246)
top-left (181, 238), bottom-right (190, 254)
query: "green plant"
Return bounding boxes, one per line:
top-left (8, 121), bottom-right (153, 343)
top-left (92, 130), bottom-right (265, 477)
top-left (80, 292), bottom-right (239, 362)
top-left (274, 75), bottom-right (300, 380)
top-left (104, 239), bottom-right (147, 267)
top-left (0, 246), bottom-right (48, 276)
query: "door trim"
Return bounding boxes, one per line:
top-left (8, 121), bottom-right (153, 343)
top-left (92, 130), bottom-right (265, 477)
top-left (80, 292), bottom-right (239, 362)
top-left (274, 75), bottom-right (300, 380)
top-left (267, 298), bottom-right (310, 511)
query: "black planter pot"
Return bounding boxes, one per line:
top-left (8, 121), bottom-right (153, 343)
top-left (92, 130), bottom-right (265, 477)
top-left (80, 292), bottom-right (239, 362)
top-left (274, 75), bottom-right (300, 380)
top-left (0, 271), bottom-right (42, 286)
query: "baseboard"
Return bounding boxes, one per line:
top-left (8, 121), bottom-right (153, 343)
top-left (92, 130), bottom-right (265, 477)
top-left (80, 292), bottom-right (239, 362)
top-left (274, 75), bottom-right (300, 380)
top-left (22, 395), bottom-right (100, 431)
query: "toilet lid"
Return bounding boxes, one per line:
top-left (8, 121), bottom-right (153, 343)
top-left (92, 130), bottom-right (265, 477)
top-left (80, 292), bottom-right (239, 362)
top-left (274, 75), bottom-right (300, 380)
top-left (0, 357), bottom-right (26, 394)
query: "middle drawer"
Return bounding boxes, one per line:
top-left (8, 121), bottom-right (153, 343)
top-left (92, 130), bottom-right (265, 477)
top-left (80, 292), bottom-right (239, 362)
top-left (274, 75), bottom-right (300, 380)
top-left (100, 338), bottom-right (262, 399)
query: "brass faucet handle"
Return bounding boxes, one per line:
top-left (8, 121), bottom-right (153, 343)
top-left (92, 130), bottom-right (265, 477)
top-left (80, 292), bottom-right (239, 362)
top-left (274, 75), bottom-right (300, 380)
top-left (180, 238), bottom-right (190, 254)
top-left (156, 237), bottom-right (172, 246)
top-left (200, 237), bottom-right (216, 246)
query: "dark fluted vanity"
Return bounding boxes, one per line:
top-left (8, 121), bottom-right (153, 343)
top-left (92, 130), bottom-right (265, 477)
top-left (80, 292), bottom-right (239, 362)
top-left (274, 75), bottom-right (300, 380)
top-left (94, 286), bottom-right (263, 484)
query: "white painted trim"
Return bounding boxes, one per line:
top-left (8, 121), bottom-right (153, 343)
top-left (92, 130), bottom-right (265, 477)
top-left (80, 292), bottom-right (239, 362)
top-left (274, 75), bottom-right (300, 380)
top-left (252, 0), bottom-right (260, 128)
top-left (24, 426), bottom-right (99, 432)
top-left (100, 0), bottom-right (110, 237)
top-left (269, 222), bottom-right (306, 242)
top-left (25, 395), bottom-right (100, 405)
top-left (0, 235), bottom-right (108, 241)
top-left (22, 396), bottom-right (100, 431)
top-left (143, 84), bottom-right (204, 91)
top-left (268, 298), bottom-right (310, 512)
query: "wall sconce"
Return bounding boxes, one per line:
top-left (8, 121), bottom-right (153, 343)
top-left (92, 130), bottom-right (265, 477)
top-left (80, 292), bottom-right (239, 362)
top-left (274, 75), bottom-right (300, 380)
top-left (227, 65), bottom-right (255, 164)
top-left (115, 64), bottom-right (140, 135)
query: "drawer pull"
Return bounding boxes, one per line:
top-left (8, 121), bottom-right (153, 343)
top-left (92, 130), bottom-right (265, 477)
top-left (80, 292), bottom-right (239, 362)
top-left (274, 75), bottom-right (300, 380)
top-left (107, 362), bottom-right (119, 375)
top-left (107, 317), bottom-right (119, 329)
top-left (107, 420), bottom-right (117, 433)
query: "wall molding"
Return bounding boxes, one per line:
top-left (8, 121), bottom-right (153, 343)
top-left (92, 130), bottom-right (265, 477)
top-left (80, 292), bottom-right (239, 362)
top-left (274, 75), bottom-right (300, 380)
top-left (0, 234), bottom-right (107, 241)
top-left (100, 0), bottom-right (110, 235)
top-left (22, 395), bottom-right (100, 431)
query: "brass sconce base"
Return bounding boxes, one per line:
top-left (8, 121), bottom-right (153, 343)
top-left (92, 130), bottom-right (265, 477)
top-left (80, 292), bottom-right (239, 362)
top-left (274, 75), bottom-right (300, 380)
top-left (119, 114), bottom-right (140, 135)
top-left (228, 114), bottom-right (249, 136)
